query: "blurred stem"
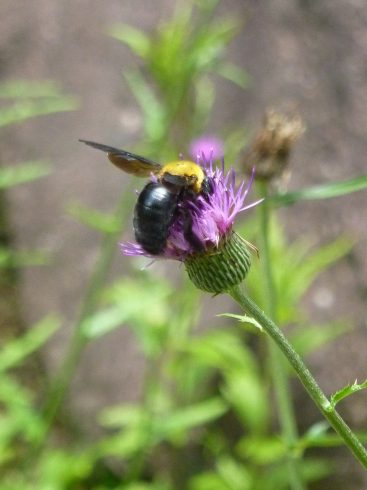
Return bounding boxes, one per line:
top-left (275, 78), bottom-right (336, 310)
top-left (122, 356), bottom-right (160, 484)
top-left (229, 283), bottom-right (367, 470)
top-left (42, 187), bottom-right (133, 427)
top-left (256, 182), bottom-right (306, 490)
top-left (151, 5), bottom-right (220, 152)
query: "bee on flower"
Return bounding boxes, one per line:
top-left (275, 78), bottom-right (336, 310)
top-left (80, 138), bottom-right (262, 293)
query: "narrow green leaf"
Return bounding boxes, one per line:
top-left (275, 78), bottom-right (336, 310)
top-left (219, 313), bottom-right (263, 331)
top-left (299, 429), bottom-right (367, 448)
top-left (99, 404), bottom-right (144, 428)
top-left (183, 330), bottom-right (258, 372)
top-left (66, 200), bottom-right (121, 234)
top-left (0, 376), bottom-right (46, 445)
top-left (255, 458), bottom-right (331, 489)
top-left (0, 247), bottom-right (51, 268)
top-left (80, 306), bottom-right (127, 339)
top-left (0, 80), bottom-right (63, 99)
top-left (104, 278), bottom-right (172, 328)
top-left (124, 70), bottom-right (166, 143)
top-left (202, 17), bottom-right (241, 51)
top-left (214, 62), bottom-right (251, 89)
top-left (222, 370), bottom-right (268, 433)
top-left (35, 450), bottom-right (92, 488)
top-left (192, 18), bottom-right (241, 72)
top-left (188, 471), bottom-right (226, 490)
top-left (108, 23), bottom-right (151, 58)
top-left (192, 76), bottom-right (215, 132)
top-left (155, 397), bottom-right (228, 437)
top-left (0, 161), bottom-right (52, 188)
top-left (237, 436), bottom-right (287, 465)
top-left (100, 278), bottom-right (172, 357)
top-left (273, 174), bottom-right (367, 206)
top-left (97, 428), bottom-right (149, 459)
top-left (0, 314), bottom-right (61, 372)
top-left (281, 236), bottom-right (353, 307)
top-left (215, 456), bottom-right (253, 490)
top-left (194, 0), bottom-right (221, 11)
top-left (0, 97), bottom-right (78, 127)
top-left (328, 379), bottom-right (367, 411)
top-left (288, 321), bottom-right (351, 358)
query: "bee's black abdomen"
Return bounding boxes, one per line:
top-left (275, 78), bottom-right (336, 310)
top-left (133, 182), bottom-right (178, 255)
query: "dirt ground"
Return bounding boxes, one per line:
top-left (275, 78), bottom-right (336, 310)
top-left (1, 1), bottom-right (367, 487)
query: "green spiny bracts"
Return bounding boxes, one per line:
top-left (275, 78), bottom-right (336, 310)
top-left (185, 233), bottom-right (251, 294)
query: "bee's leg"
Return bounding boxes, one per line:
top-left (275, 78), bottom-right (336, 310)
top-left (182, 209), bottom-right (204, 252)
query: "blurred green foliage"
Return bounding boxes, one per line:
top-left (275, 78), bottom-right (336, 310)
top-left (0, 79), bottom-right (78, 128)
top-left (1, 1), bottom-right (367, 489)
top-left (108, 0), bottom-right (250, 159)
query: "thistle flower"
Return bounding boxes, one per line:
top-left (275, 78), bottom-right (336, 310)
top-left (190, 135), bottom-right (223, 162)
top-left (121, 151), bottom-right (262, 294)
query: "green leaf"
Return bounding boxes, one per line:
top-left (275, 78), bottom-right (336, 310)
top-left (254, 458), bottom-right (331, 490)
top-left (154, 397), bottom-right (228, 438)
top-left (0, 315), bottom-right (61, 372)
top-left (0, 161), bottom-right (52, 188)
top-left (183, 330), bottom-right (258, 372)
top-left (80, 306), bottom-right (128, 339)
top-left (192, 18), bottom-right (241, 72)
top-left (99, 404), bottom-right (144, 428)
top-left (222, 370), bottom-right (268, 434)
top-left (299, 421), bottom-right (367, 448)
top-left (188, 472), bottom-right (227, 490)
top-left (287, 236), bottom-right (353, 305)
top-left (0, 97), bottom-right (78, 127)
top-left (0, 376), bottom-right (46, 449)
top-left (236, 435), bottom-right (287, 465)
top-left (105, 278), bottom-right (172, 322)
top-left (108, 23), bottom-right (151, 58)
top-left (288, 320), bottom-right (351, 358)
top-left (82, 277), bottom-right (173, 358)
top-left (298, 421), bottom-right (335, 449)
top-left (0, 247), bottom-right (51, 268)
top-left (273, 174), bottom-right (367, 206)
top-left (66, 200), bottom-right (121, 234)
top-left (99, 400), bottom-right (227, 457)
top-left (192, 75), bottom-right (215, 133)
top-left (214, 62), bottom-right (251, 90)
top-left (124, 70), bottom-right (166, 143)
top-left (0, 80), bottom-right (65, 99)
top-left (191, 456), bottom-right (253, 490)
top-left (115, 481), bottom-right (172, 490)
top-left (184, 331), bottom-right (269, 433)
top-left (219, 313), bottom-right (263, 332)
top-left (36, 449), bottom-right (92, 488)
top-left (217, 456), bottom-right (253, 490)
top-left (98, 427), bottom-right (149, 459)
top-left (256, 233), bottom-right (354, 323)
top-left (328, 379), bottom-right (367, 411)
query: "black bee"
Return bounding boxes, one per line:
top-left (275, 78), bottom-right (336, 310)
top-left (80, 140), bottom-right (213, 255)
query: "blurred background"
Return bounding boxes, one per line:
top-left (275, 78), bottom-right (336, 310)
top-left (1, 1), bottom-right (367, 488)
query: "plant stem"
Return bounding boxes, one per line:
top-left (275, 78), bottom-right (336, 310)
top-left (43, 188), bottom-right (133, 426)
top-left (257, 183), bottom-right (306, 490)
top-left (229, 283), bottom-right (367, 470)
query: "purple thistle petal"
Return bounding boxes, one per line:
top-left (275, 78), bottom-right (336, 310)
top-left (190, 136), bottom-right (223, 162)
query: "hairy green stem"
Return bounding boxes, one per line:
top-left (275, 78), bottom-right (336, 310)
top-left (229, 284), bottom-right (367, 469)
top-left (257, 183), bottom-right (306, 490)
